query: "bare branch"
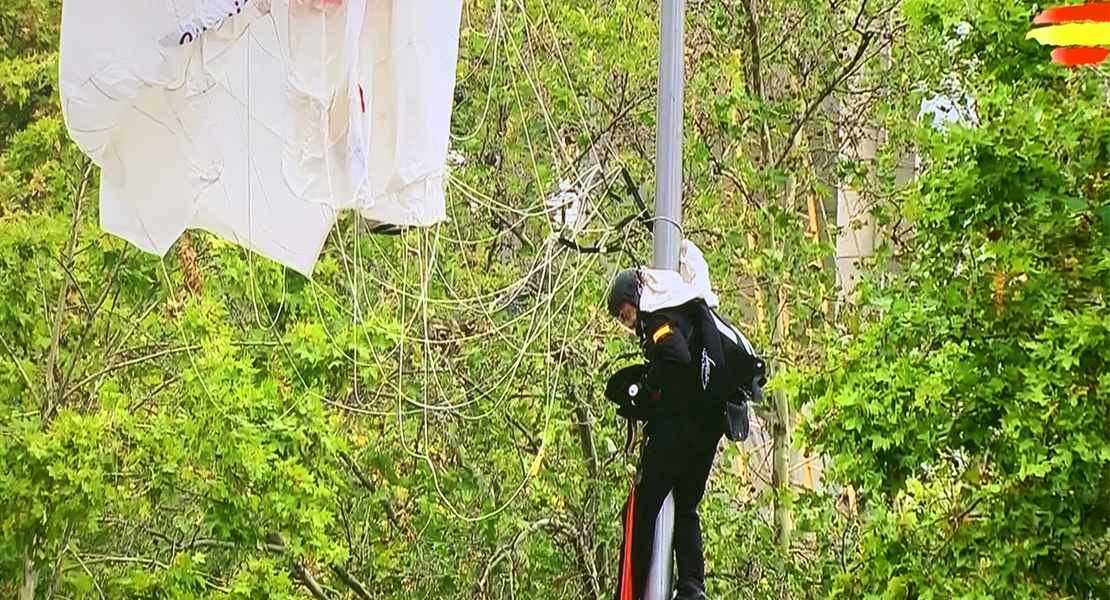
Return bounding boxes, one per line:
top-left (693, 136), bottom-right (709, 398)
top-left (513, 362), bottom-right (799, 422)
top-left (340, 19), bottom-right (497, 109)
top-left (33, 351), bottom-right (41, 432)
top-left (75, 554), bottom-right (169, 569)
top-left (739, 0), bottom-right (773, 159)
top-left (19, 550), bottom-right (38, 600)
top-left (294, 563), bottom-right (332, 600)
top-left (43, 162), bottom-right (92, 421)
top-left (45, 524), bottom-right (73, 600)
top-left (477, 518), bottom-right (597, 599)
top-left (339, 451), bottom-right (400, 526)
top-left (331, 565), bottom-right (373, 600)
top-left (60, 245), bottom-right (131, 392)
top-left (66, 547), bottom-right (106, 600)
top-left (63, 345), bottom-right (200, 399)
top-left (569, 386), bottom-right (599, 479)
top-left (773, 31), bottom-right (877, 170)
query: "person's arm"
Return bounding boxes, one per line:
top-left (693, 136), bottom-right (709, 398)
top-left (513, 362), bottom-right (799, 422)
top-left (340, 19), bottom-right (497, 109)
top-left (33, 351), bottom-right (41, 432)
top-left (638, 309), bottom-right (692, 396)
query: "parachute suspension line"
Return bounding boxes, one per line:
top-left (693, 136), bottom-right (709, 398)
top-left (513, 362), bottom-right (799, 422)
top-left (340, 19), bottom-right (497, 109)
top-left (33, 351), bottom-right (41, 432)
top-left (285, 1), bottom-right (608, 523)
top-left (395, 233), bottom-right (425, 464)
top-left (412, 237), bottom-right (569, 522)
top-left (449, 0), bottom-right (503, 143)
top-left (419, 227), bottom-right (431, 482)
top-left (157, 260), bottom-right (223, 416)
top-left (235, 22), bottom-right (285, 332)
top-left (344, 195), bottom-right (593, 521)
top-left (432, 12), bottom-right (621, 421)
top-left (511, 0), bottom-right (617, 230)
top-left (298, 224), bottom-right (379, 414)
top-left (505, 57), bottom-right (546, 208)
top-left (513, 0), bottom-right (616, 176)
top-left (432, 198), bottom-right (557, 418)
top-left (169, 25), bottom-right (304, 419)
top-left (321, 12), bottom-right (337, 211)
top-left (504, 15), bottom-right (570, 170)
top-left (530, 0), bottom-right (612, 166)
top-left (422, 222), bottom-right (476, 415)
top-left (352, 212), bottom-right (361, 403)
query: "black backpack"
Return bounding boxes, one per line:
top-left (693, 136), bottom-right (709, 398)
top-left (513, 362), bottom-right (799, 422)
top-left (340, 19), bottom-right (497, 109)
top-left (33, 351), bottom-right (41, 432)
top-left (693, 300), bottom-right (767, 442)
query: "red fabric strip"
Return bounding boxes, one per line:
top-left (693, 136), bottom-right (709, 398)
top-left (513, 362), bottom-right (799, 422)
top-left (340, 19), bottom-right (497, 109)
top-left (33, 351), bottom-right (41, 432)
top-left (620, 486), bottom-right (636, 600)
top-left (1035, 2), bottom-right (1110, 25)
top-left (1052, 46), bottom-right (1110, 65)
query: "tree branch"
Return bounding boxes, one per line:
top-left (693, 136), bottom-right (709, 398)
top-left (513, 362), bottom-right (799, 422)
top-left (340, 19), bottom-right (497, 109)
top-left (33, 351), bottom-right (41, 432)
top-left (63, 345), bottom-right (200, 400)
top-left (569, 386), bottom-right (599, 480)
top-left (773, 31), bottom-right (876, 170)
top-left (557, 236), bottom-right (618, 255)
top-left (739, 0), bottom-right (773, 160)
top-left (45, 524), bottom-right (73, 600)
top-left (339, 451), bottom-right (400, 526)
top-left (43, 162), bottom-right (92, 421)
top-left (63, 341), bottom-right (279, 402)
top-left (60, 245), bottom-right (130, 392)
top-left (0, 332), bottom-right (39, 405)
top-left (479, 519), bottom-right (555, 597)
top-left (19, 550), bottom-right (38, 600)
top-left (477, 518), bottom-right (597, 599)
top-left (331, 565), bottom-right (372, 600)
top-left (571, 90), bottom-right (654, 169)
top-left (620, 168), bottom-right (654, 234)
top-left (294, 563), bottom-right (332, 600)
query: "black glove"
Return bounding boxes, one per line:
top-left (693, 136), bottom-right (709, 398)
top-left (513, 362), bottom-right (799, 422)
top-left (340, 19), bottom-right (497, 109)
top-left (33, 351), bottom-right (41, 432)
top-left (616, 397), bottom-right (651, 422)
top-left (606, 364), bottom-right (650, 421)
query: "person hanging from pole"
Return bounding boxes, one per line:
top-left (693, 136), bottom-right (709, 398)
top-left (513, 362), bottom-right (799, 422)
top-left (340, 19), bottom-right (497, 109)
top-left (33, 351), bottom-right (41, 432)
top-left (604, 242), bottom-right (767, 600)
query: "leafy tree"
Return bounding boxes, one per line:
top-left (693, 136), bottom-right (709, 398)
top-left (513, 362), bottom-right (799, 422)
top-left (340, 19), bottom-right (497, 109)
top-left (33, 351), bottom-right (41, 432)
top-left (806, 1), bottom-right (1110, 597)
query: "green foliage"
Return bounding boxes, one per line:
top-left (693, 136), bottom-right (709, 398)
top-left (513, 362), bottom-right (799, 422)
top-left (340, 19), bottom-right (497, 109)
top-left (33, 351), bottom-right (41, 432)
top-left (806, 1), bottom-right (1110, 597)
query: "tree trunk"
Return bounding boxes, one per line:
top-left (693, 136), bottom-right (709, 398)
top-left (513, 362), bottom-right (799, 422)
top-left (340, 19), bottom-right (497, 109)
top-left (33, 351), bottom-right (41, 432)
top-left (769, 176), bottom-right (797, 552)
top-left (771, 384), bottom-right (792, 550)
top-left (20, 552), bottom-right (37, 600)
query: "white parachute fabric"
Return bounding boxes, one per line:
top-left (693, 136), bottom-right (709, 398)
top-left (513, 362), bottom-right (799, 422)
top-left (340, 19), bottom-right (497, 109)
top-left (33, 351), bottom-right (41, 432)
top-left (59, 0), bottom-right (464, 276)
top-left (638, 240), bottom-right (720, 313)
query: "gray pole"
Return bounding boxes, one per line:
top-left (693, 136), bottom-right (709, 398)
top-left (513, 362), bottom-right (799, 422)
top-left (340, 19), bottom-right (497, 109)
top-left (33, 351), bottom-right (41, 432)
top-left (651, 0), bottom-right (685, 273)
top-left (645, 494), bottom-right (676, 600)
top-left (645, 0), bottom-right (684, 598)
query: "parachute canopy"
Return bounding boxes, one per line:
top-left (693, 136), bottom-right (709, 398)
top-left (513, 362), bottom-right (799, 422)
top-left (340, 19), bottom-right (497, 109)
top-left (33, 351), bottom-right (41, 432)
top-left (60, 0), bottom-right (464, 275)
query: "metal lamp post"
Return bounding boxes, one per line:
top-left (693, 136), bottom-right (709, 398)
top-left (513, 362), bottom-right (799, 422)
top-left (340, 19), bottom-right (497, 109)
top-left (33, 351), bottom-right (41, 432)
top-left (644, 0), bottom-right (685, 598)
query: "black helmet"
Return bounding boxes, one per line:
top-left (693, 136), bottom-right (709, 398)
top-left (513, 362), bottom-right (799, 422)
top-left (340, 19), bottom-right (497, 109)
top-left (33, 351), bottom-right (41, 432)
top-left (606, 269), bottom-right (641, 317)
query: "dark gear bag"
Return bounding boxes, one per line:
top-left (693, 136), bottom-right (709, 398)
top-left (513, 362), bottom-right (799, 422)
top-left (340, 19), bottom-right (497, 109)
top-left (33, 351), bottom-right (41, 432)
top-left (692, 300), bottom-right (767, 442)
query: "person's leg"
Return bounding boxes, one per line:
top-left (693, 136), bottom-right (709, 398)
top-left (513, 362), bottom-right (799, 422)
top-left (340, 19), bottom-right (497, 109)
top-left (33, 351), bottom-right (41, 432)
top-left (672, 415), bottom-right (723, 594)
top-left (627, 413), bottom-right (685, 599)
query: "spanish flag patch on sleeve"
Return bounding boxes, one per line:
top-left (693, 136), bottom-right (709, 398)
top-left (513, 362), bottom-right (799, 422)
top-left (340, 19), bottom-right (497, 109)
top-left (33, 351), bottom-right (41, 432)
top-left (652, 323), bottom-right (673, 343)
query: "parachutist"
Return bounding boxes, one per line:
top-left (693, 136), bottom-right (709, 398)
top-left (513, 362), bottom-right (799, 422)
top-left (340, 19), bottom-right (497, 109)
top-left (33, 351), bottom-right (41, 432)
top-left (605, 267), bottom-right (721, 600)
top-left (604, 252), bottom-right (766, 600)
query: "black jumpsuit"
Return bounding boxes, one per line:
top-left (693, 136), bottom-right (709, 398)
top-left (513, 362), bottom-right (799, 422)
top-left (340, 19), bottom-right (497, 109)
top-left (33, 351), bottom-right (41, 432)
top-left (617, 301), bottom-right (724, 599)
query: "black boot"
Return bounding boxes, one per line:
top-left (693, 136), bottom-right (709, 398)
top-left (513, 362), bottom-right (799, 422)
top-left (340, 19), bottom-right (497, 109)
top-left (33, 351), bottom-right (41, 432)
top-left (674, 578), bottom-right (710, 600)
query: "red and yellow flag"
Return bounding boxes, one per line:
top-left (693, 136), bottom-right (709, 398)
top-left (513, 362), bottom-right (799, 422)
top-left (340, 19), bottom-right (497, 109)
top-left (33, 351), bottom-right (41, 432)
top-left (1027, 2), bottom-right (1110, 66)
